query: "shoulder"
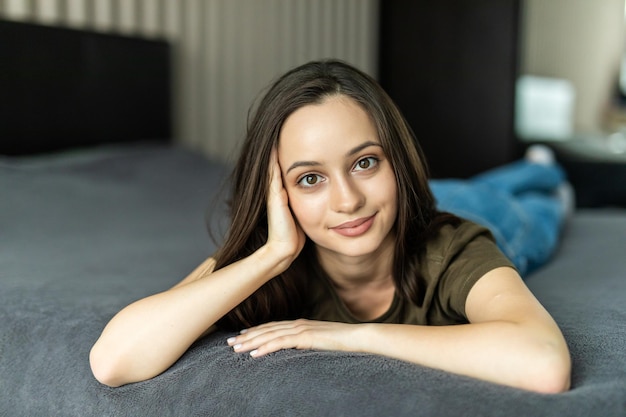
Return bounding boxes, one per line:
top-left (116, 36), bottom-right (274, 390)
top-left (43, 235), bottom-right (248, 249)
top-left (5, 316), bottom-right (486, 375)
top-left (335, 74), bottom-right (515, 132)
top-left (423, 218), bottom-right (502, 270)
top-left (421, 218), bottom-right (516, 323)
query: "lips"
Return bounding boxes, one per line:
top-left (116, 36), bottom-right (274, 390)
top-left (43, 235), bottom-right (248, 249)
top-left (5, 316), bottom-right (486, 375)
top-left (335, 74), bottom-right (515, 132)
top-left (331, 214), bottom-right (376, 237)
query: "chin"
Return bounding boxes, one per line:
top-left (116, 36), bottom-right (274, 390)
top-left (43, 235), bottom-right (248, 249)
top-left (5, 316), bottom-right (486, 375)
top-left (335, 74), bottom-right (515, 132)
top-left (316, 236), bottom-right (391, 259)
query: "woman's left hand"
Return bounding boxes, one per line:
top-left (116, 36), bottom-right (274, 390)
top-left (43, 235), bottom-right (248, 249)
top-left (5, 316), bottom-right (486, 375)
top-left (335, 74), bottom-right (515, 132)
top-left (226, 319), bottom-right (358, 357)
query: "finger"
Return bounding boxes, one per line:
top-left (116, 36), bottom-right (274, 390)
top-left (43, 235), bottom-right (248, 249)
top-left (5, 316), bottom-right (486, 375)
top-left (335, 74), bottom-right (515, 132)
top-left (242, 332), bottom-right (307, 357)
top-left (227, 320), bottom-right (302, 346)
top-left (227, 331), bottom-right (286, 354)
top-left (249, 334), bottom-right (303, 357)
top-left (239, 319), bottom-right (310, 339)
top-left (227, 322), bottom-right (310, 354)
top-left (268, 149), bottom-right (284, 196)
top-left (266, 152), bottom-right (290, 228)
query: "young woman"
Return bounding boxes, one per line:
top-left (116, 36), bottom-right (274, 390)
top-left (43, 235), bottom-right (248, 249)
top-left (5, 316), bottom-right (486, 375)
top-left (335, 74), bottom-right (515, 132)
top-left (90, 59), bottom-right (571, 393)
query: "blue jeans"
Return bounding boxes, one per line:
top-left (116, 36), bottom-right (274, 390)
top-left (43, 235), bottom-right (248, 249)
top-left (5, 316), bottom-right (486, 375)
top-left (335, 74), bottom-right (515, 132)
top-left (430, 161), bottom-right (568, 276)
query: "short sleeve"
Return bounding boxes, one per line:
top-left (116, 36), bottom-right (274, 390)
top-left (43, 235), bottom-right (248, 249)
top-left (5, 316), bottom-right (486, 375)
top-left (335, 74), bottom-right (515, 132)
top-left (429, 221), bottom-right (516, 324)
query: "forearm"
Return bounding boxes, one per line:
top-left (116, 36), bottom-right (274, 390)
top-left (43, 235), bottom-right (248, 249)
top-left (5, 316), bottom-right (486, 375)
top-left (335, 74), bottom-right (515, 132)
top-left (354, 321), bottom-right (570, 393)
top-left (90, 245), bottom-right (287, 387)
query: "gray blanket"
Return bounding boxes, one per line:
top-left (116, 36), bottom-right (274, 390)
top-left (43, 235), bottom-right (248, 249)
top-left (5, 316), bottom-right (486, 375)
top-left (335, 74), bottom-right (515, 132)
top-left (1, 144), bottom-right (625, 416)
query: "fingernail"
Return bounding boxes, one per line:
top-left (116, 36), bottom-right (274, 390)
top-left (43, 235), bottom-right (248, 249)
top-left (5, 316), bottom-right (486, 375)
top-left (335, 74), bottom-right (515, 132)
top-left (233, 343), bottom-right (242, 351)
top-left (226, 337), bottom-right (236, 345)
top-left (240, 329), bottom-right (248, 334)
top-left (250, 350), bottom-right (258, 357)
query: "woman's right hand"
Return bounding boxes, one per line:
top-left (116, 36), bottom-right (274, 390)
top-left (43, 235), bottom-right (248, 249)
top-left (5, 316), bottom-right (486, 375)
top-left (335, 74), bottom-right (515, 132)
top-left (265, 149), bottom-right (306, 270)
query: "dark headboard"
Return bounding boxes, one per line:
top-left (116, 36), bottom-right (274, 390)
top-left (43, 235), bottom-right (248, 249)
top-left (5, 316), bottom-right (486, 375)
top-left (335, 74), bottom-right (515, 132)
top-left (0, 20), bottom-right (171, 155)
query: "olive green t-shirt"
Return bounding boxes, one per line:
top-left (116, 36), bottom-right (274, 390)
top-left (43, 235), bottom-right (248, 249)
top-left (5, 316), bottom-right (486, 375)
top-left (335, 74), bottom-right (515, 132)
top-left (304, 219), bottom-right (516, 326)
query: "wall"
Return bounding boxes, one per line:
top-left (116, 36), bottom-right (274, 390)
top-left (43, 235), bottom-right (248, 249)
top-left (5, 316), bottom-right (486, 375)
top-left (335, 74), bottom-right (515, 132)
top-left (520, 0), bottom-right (625, 134)
top-left (0, 0), bottom-right (379, 161)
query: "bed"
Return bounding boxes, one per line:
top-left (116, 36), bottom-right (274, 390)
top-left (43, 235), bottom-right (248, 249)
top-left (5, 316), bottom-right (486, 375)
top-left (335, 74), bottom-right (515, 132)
top-left (2, 20), bottom-right (626, 417)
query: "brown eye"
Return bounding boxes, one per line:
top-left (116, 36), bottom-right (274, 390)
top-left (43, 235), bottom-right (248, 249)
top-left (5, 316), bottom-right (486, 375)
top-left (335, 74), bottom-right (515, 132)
top-left (358, 159), bottom-right (371, 169)
top-left (354, 157), bottom-right (378, 171)
top-left (298, 174), bottom-right (323, 188)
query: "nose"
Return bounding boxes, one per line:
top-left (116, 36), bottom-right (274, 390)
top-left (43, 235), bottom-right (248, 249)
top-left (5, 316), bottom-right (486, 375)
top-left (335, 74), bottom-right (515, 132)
top-left (330, 176), bottom-right (365, 213)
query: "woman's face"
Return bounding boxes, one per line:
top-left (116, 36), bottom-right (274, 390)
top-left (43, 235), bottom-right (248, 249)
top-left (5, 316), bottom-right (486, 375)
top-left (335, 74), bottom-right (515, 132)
top-left (277, 95), bottom-right (398, 261)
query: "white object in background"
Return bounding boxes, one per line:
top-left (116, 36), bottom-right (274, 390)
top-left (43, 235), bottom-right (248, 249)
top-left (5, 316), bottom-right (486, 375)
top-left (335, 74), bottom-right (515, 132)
top-left (515, 75), bottom-right (576, 141)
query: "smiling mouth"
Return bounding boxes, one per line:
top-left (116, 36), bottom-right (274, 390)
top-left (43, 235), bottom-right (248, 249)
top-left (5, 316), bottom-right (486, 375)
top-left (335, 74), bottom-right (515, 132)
top-left (331, 214), bottom-right (376, 237)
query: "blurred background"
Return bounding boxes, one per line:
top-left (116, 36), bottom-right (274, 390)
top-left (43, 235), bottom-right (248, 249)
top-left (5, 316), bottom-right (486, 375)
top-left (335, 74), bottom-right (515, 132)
top-left (1, 0), bottom-right (624, 205)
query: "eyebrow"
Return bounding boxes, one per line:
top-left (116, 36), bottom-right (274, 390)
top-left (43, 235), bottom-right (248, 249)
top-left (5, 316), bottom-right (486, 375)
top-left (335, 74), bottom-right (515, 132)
top-left (285, 141), bottom-right (382, 174)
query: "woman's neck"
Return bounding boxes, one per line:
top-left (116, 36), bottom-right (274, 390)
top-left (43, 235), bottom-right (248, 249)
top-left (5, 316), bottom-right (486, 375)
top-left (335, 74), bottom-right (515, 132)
top-left (315, 232), bottom-right (396, 320)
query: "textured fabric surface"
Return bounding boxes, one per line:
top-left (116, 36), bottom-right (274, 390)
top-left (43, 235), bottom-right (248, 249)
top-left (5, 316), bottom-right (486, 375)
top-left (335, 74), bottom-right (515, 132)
top-left (1, 145), bottom-right (625, 417)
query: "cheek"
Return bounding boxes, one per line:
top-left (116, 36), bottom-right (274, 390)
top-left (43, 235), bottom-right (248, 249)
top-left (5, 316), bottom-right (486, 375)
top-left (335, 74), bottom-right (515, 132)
top-left (369, 170), bottom-right (398, 205)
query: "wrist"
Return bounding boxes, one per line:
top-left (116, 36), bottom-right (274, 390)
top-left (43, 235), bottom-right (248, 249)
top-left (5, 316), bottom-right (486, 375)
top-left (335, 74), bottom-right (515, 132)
top-left (254, 243), bottom-right (297, 277)
top-left (348, 323), bottom-right (377, 354)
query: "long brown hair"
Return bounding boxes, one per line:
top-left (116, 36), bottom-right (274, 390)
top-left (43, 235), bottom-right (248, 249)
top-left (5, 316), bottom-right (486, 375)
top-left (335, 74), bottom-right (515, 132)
top-left (214, 59), bottom-right (457, 330)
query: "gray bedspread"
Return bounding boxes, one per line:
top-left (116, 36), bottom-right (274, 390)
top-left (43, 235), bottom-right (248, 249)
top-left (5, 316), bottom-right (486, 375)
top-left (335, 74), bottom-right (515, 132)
top-left (1, 144), bottom-right (625, 416)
